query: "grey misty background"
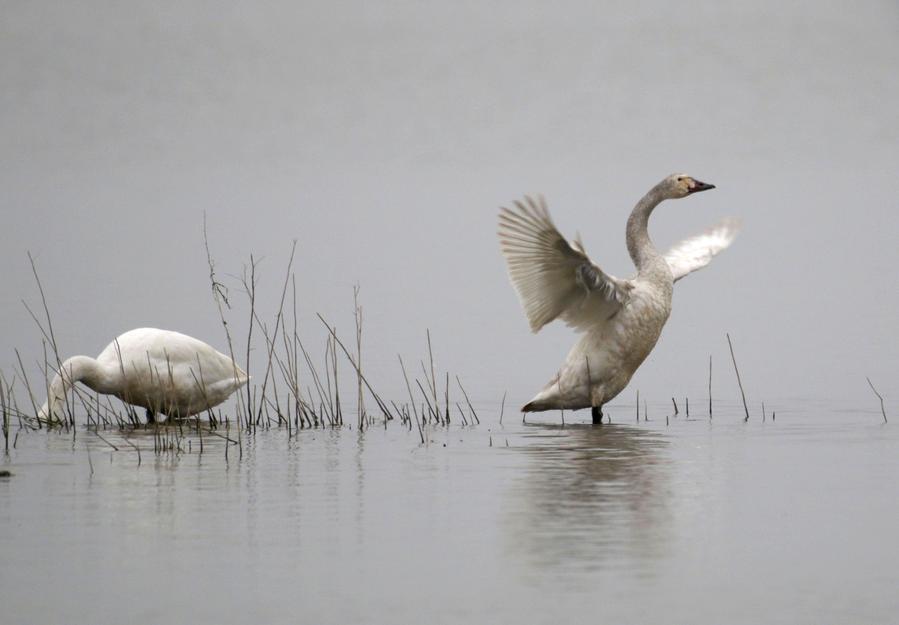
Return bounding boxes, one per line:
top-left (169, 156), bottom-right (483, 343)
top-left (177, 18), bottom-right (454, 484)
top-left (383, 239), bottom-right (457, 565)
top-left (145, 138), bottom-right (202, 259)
top-left (1, 1), bottom-right (896, 411)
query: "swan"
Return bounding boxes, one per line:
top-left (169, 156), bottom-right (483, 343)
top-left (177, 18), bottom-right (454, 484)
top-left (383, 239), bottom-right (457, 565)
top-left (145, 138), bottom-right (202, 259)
top-left (498, 174), bottom-right (740, 424)
top-left (38, 328), bottom-right (249, 423)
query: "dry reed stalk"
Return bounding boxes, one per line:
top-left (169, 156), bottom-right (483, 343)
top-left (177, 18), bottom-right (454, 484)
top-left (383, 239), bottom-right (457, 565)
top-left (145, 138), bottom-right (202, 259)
top-left (23, 255), bottom-right (76, 425)
top-left (331, 335), bottom-right (342, 425)
top-left (354, 285), bottom-right (365, 427)
top-left (415, 379), bottom-right (439, 423)
top-left (242, 255), bottom-right (259, 425)
top-left (276, 323), bottom-right (311, 428)
top-left (266, 351), bottom-right (284, 424)
top-left (444, 372), bottom-right (450, 425)
top-left (256, 242), bottom-right (297, 425)
top-left (323, 337), bottom-right (336, 423)
top-left (41, 343), bottom-right (68, 427)
top-left (203, 214), bottom-right (243, 459)
top-left (426, 330), bottom-right (440, 421)
top-left (418, 363), bottom-right (436, 421)
top-left (304, 385), bottom-right (319, 427)
top-left (726, 333), bottom-right (750, 422)
top-left (26, 252), bottom-right (63, 370)
top-left (396, 357), bottom-right (425, 443)
top-left (389, 400), bottom-right (408, 428)
top-left (456, 376), bottom-right (479, 425)
top-left (499, 391), bottom-right (507, 426)
top-left (324, 342), bottom-right (338, 422)
top-left (1, 371), bottom-right (9, 453)
top-left (398, 355), bottom-right (419, 423)
top-left (72, 387), bottom-right (104, 429)
top-left (456, 402), bottom-right (468, 426)
top-left (290, 277), bottom-right (303, 422)
top-left (865, 377), bottom-right (887, 423)
top-left (299, 339), bottom-right (334, 425)
top-left (14, 349), bottom-right (41, 427)
top-left (316, 315), bottom-right (394, 422)
top-left (708, 354), bottom-right (713, 418)
top-left (672, 397), bottom-right (679, 415)
top-left (18, 255), bottom-right (68, 425)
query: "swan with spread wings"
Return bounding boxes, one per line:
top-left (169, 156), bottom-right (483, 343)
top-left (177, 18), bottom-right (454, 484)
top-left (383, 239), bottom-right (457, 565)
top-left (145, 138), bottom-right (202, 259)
top-left (498, 174), bottom-right (740, 424)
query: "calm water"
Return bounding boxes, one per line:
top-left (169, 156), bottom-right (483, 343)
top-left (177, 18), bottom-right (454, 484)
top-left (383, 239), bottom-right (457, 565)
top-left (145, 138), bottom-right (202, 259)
top-left (1, 402), bottom-right (896, 625)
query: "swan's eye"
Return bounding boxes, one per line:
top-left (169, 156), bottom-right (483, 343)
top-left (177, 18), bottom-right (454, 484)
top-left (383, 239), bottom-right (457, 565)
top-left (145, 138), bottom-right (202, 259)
top-left (677, 176), bottom-right (684, 181)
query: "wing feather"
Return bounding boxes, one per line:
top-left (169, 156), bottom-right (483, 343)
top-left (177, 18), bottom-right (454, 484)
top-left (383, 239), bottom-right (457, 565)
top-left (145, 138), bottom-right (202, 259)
top-left (664, 217), bottom-right (741, 282)
top-left (498, 196), bottom-right (631, 333)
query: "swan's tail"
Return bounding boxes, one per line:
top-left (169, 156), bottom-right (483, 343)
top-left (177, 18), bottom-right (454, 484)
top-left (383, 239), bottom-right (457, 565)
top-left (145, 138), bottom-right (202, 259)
top-left (521, 399), bottom-right (551, 412)
top-left (522, 379), bottom-right (591, 412)
top-left (521, 384), bottom-right (568, 411)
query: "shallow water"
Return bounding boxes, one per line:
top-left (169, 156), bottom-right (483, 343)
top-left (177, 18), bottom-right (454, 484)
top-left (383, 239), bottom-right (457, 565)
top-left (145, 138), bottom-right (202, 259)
top-left (1, 402), bottom-right (896, 624)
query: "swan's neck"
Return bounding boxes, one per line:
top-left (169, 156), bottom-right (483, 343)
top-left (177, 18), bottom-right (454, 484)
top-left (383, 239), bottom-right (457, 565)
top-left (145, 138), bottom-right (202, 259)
top-left (41, 356), bottom-right (120, 419)
top-left (626, 186), bottom-right (665, 274)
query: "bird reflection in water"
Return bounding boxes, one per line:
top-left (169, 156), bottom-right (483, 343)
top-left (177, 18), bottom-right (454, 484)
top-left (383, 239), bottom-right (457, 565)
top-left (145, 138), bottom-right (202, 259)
top-left (506, 423), bottom-right (672, 577)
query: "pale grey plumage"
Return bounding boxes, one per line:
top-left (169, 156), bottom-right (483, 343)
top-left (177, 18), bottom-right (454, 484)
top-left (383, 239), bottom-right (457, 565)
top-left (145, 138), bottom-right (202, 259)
top-left (498, 196), bottom-right (631, 334)
top-left (498, 174), bottom-right (739, 423)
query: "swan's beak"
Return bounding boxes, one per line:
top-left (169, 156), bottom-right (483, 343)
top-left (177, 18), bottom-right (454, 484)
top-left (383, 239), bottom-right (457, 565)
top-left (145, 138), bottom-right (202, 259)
top-left (688, 179), bottom-right (716, 194)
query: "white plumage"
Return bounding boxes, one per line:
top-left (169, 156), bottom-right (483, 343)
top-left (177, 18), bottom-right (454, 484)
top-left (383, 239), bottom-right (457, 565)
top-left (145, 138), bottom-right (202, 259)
top-left (498, 174), bottom-right (740, 423)
top-left (664, 217), bottom-right (742, 282)
top-left (38, 328), bottom-right (249, 422)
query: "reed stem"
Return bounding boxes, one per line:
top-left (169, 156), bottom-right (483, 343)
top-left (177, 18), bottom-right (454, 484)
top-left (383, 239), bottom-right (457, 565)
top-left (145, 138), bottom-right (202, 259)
top-left (726, 333), bottom-right (750, 422)
top-left (866, 377), bottom-right (888, 423)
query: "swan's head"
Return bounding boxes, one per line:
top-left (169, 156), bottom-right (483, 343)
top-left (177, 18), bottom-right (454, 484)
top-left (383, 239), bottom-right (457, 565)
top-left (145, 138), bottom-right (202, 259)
top-left (661, 173), bottom-right (715, 199)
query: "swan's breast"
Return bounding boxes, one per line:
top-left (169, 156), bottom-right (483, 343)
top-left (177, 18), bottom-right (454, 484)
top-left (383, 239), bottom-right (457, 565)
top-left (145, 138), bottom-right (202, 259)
top-left (614, 281), bottom-right (672, 369)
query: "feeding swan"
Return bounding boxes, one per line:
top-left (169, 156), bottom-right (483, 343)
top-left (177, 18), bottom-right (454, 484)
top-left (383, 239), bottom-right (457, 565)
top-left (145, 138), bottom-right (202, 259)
top-left (498, 174), bottom-right (739, 424)
top-left (38, 327), bottom-right (248, 423)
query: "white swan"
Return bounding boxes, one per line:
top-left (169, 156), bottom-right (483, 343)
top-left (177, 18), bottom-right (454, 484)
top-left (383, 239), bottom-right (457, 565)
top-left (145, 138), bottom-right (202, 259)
top-left (38, 328), bottom-right (249, 423)
top-left (498, 174), bottom-right (740, 424)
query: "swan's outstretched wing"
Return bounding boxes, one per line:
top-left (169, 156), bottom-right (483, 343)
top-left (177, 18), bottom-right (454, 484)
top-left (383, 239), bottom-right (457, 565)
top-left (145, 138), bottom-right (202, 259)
top-left (498, 196), bottom-right (631, 333)
top-left (664, 217), bottom-right (741, 282)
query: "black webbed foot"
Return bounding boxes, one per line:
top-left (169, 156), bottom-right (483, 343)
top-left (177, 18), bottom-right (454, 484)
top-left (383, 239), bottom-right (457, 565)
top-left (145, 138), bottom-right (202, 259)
top-left (591, 405), bottom-right (604, 425)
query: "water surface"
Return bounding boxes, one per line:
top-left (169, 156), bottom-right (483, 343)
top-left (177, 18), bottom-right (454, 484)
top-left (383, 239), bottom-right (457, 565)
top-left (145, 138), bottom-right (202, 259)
top-left (1, 402), bottom-right (895, 624)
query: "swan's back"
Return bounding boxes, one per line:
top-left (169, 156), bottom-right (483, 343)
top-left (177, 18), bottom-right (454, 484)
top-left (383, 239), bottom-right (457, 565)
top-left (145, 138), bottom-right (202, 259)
top-left (98, 328), bottom-right (231, 369)
top-left (96, 328), bottom-right (247, 416)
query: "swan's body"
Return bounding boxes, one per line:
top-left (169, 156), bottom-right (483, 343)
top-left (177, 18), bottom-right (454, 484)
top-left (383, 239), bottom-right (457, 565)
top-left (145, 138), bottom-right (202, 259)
top-left (38, 328), bottom-right (248, 422)
top-left (499, 174), bottom-right (739, 423)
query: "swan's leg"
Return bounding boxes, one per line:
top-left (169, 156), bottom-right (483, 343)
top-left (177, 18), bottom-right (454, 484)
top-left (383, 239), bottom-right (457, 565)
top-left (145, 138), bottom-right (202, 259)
top-left (145, 408), bottom-right (156, 424)
top-left (591, 405), bottom-right (603, 425)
